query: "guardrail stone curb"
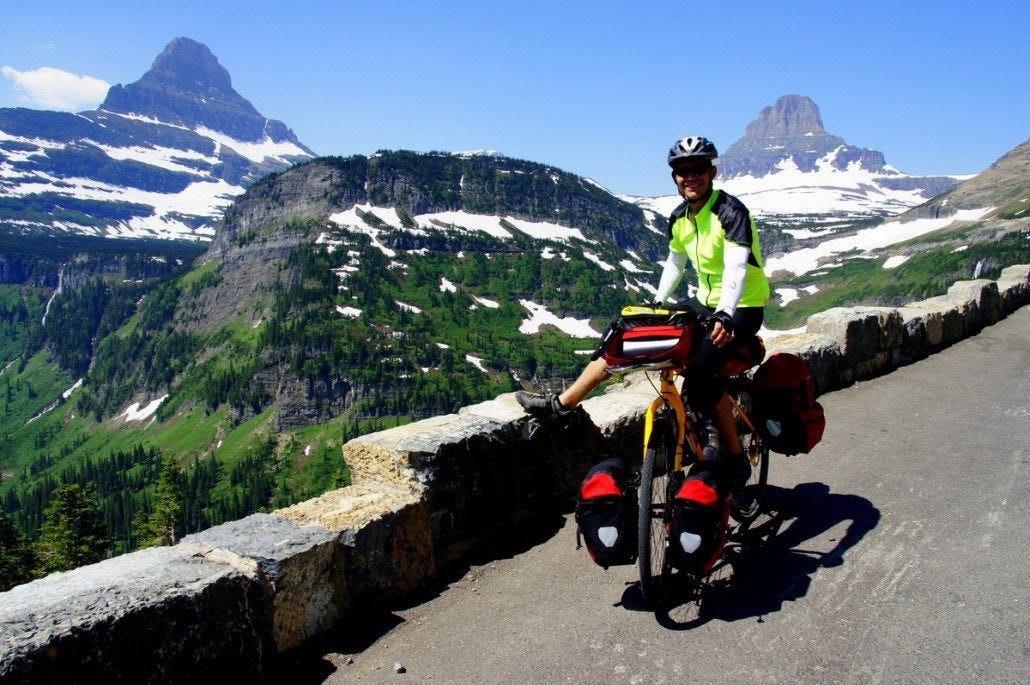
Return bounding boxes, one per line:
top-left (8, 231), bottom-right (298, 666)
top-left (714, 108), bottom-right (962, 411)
top-left (805, 307), bottom-right (902, 384)
top-left (181, 513), bottom-right (344, 652)
top-left (997, 264), bottom-right (1030, 315)
top-left (947, 279), bottom-right (1002, 326)
top-left (0, 545), bottom-right (272, 683)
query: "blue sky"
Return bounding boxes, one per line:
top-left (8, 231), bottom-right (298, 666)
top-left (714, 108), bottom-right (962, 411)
top-left (1, 0), bottom-right (1027, 196)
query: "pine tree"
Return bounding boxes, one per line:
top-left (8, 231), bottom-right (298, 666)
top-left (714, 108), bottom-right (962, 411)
top-left (133, 456), bottom-right (185, 547)
top-left (34, 483), bottom-right (109, 574)
top-left (0, 510), bottom-right (35, 590)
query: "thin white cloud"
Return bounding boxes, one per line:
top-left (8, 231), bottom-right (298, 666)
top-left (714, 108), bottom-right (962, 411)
top-left (1, 65), bottom-right (109, 111)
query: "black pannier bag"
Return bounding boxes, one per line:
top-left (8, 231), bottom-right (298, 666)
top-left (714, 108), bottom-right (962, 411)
top-left (575, 458), bottom-right (638, 569)
top-left (753, 353), bottom-right (826, 455)
top-left (667, 462), bottom-right (729, 575)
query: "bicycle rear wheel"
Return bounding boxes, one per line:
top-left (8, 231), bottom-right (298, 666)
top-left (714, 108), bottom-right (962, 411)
top-left (638, 423), bottom-right (674, 607)
top-left (730, 432), bottom-right (768, 523)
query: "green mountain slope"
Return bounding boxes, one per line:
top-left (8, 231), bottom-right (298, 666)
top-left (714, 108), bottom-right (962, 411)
top-left (0, 151), bottom-right (665, 558)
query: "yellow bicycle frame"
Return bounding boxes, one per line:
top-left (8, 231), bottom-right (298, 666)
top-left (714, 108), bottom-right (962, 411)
top-left (641, 368), bottom-right (707, 471)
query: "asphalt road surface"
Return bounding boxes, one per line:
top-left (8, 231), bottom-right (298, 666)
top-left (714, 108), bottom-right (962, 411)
top-left (279, 307), bottom-right (1029, 684)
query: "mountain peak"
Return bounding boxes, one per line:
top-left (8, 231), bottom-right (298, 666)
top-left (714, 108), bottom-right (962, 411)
top-left (140, 37), bottom-right (240, 103)
top-left (745, 94), bottom-right (828, 139)
top-left (718, 94), bottom-right (883, 178)
top-left (99, 37), bottom-right (297, 143)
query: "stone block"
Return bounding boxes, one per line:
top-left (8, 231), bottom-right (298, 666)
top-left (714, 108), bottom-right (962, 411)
top-left (342, 405), bottom-right (589, 571)
top-left (344, 412), bottom-right (501, 488)
top-left (274, 485), bottom-right (434, 605)
top-left (897, 305), bottom-right (943, 360)
top-left (338, 500), bottom-right (438, 605)
top-left (904, 295), bottom-right (967, 347)
top-left (762, 332), bottom-right (842, 394)
top-left (0, 545), bottom-right (271, 683)
top-left (181, 513), bottom-right (344, 652)
top-left (997, 264), bottom-right (1030, 316)
top-left (805, 307), bottom-right (901, 384)
top-left (948, 279), bottom-right (1001, 328)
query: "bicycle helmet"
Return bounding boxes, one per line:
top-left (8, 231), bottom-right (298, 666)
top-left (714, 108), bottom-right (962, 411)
top-left (668, 136), bottom-right (718, 167)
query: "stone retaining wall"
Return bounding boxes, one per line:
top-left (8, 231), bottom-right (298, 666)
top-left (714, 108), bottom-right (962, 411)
top-left (2, 265), bottom-right (1027, 682)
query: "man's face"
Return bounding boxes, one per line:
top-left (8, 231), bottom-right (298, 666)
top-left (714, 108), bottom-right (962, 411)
top-left (672, 162), bottom-right (716, 202)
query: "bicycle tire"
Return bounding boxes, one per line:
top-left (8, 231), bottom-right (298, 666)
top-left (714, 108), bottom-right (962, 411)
top-left (730, 433), bottom-right (769, 523)
top-left (638, 423), bottom-right (674, 607)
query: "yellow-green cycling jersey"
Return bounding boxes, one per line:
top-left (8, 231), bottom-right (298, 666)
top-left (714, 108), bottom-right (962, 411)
top-left (668, 189), bottom-right (770, 309)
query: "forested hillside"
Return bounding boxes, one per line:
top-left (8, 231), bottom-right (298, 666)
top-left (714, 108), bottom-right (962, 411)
top-left (0, 151), bottom-right (664, 573)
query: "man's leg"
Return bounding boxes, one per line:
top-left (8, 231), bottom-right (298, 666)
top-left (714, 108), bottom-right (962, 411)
top-left (711, 393), bottom-right (741, 458)
top-left (516, 357), bottom-right (611, 419)
top-left (559, 357), bottom-right (611, 408)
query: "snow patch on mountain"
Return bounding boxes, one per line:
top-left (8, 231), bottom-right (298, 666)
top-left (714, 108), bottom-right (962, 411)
top-left (465, 354), bottom-right (489, 373)
top-left (519, 300), bottom-right (600, 338)
top-left (765, 207), bottom-right (993, 276)
top-left (329, 205), bottom-right (595, 255)
top-left (118, 395), bottom-right (167, 423)
top-left (626, 150), bottom-right (950, 227)
top-left (195, 126), bottom-right (310, 164)
top-left (883, 255), bottom-right (910, 269)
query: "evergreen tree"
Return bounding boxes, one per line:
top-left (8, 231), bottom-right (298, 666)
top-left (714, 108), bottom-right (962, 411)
top-left (133, 456), bottom-right (185, 547)
top-left (0, 510), bottom-right (35, 590)
top-left (34, 483), bottom-right (109, 574)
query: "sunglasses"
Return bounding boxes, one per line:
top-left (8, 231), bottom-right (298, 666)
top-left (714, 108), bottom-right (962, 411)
top-left (672, 164), bottom-right (712, 178)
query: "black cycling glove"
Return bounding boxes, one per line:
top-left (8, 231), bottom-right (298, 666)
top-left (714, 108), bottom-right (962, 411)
top-left (712, 310), bottom-right (734, 334)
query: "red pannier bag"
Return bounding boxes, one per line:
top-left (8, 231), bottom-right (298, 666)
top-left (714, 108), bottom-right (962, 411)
top-left (753, 353), bottom-right (826, 455)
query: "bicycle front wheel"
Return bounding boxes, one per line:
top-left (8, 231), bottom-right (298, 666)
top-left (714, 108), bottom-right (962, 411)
top-left (638, 425), bottom-right (674, 607)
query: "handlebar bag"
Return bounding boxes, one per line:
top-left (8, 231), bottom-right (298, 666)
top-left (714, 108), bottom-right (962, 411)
top-left (603, 324), bottom-right (694, 366)
top-left (753, 353), bottom-right (826, 455)
top-left (594, 306), bottom-right (699, 365)
top-left (575, 458), bottom-right (638, 569)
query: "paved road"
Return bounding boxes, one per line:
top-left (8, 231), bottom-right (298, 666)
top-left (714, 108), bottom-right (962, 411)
top-left (282, 307), bottom-right (1030, 684)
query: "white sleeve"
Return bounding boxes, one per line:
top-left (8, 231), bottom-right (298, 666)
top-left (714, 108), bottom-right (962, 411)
top-left (654, 250), bottom-right (688, 302)
top-left (716, 243), bottom-right (750, 316)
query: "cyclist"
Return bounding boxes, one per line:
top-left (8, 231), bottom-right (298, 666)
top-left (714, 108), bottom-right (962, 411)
top-left (517, 135), bottom-right (770, 490)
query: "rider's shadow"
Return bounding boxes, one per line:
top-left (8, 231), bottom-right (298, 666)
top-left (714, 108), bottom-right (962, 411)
top-left (630, 482), bottom-right (880, 628)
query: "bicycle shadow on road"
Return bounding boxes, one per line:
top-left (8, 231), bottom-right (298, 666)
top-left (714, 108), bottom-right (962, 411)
top-left (623, 482), bottom-right (880, 629)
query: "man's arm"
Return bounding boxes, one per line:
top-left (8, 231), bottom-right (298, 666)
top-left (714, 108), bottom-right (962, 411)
top-left (654, 249), bottom-right (688, 303)
top-left (715, 242), bottom-right (749, 317)
top-left (710, 242), bottom-right (749, 347)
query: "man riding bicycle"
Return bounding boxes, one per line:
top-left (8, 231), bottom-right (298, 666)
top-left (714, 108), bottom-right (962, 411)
top-left (517, 135), bottom-right (770, 493)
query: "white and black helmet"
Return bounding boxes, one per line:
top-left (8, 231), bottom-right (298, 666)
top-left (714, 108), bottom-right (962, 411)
top-left (668, 136), bottom-right (718, 167)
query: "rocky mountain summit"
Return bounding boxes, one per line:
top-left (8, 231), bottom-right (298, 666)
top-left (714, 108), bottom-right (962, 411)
top-left (0, 37), bottom-right (314, 241)
top-left (101, 37), bottom-right (305, 148)
top-left (719, 94), bottom-right (888, 177)
top-left (705, 94), bottom-right (964, 225)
